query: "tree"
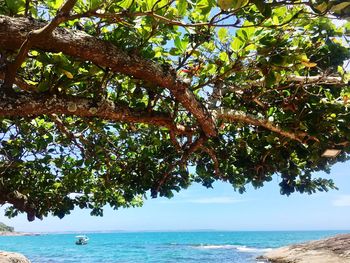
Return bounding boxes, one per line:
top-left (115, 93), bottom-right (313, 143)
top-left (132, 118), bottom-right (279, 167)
top-left (0, 0), bottom-right (349, 221)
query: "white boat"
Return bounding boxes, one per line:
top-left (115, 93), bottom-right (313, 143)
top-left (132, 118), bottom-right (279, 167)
top-left (75, 235), bottom-right (89, 245)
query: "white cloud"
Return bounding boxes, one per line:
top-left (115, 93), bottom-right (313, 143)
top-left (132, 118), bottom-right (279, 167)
top-left (333, 195), bottom-right (350, 207)
top-left (188, 197), bottom-right (243, 204)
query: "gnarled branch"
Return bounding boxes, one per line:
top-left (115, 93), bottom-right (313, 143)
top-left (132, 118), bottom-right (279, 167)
top-left (2, 0), bottom-right (77, 92)
top-left (0, 15), bottom-right (216, 137)
top-left (215, 109), bottom-right (319, 143)
top-left (0, 92), bottom-right (192, 135)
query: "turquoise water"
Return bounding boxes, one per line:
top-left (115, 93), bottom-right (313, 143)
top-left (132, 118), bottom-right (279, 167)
top-left (0, 230), bottom-right (348, 262)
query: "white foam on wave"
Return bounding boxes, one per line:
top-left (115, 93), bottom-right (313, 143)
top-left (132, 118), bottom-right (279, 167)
top-left (196, 245), bottom-right (239, 249)
top-left (194, 244), bottom-right (273, 253)
top-left (235, 246), bottom-right (273, 253)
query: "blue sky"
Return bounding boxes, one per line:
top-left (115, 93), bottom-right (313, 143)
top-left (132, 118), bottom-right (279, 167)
top-left (1, 160), bottom-right (350, 233)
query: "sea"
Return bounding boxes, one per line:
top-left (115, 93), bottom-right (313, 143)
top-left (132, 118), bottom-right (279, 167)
top-left (0, 230), bottom-right (348, 262)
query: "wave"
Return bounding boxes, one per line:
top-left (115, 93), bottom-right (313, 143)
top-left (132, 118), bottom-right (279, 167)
top-left (236, 246), bottom-right (273, 253)
top-left (193, 244), bottom-right (272, 253)
top-left (195, 244), bottom-right (238, 249)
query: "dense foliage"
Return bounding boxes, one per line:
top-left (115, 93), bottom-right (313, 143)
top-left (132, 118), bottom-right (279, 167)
top-left (0, 0), bottom-right (349, 221)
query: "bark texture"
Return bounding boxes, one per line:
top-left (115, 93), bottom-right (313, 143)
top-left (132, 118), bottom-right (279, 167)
top-left (0, 92), bottom-right (191, 134)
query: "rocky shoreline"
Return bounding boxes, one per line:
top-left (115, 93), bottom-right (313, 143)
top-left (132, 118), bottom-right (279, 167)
top-left (258, 233), bottom-right (350, 263)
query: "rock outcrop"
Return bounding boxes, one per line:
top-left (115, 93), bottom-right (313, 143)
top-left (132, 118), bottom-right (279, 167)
top-left (0, 223), bottom-right (14, 232)
top-left (0, 222), bottom-right (37, 236)
top-left (0, 251), bottom-right (31, 263)
top-left (259, 234), bottom-right (350, 263)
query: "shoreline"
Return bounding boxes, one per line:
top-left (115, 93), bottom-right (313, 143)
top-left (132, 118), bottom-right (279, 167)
top-left (259, 233), bottom-right (350, 263)
top-left (0, 231), bottom-right (40, 236)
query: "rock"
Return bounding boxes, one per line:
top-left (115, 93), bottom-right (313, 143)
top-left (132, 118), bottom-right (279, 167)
top-left (0, 223), bottom-right (14, 232)
top-left (0, 251), bottom-right (31, 263)
top-left (260, 234), bottom-right (350, 263)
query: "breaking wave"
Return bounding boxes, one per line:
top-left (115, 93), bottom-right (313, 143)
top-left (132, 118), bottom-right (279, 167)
top-left (193, 244), bottom-right (272, 253)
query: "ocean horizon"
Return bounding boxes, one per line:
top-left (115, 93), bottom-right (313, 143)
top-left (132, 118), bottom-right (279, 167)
top-left (0, 230), bottom-right (349, 262)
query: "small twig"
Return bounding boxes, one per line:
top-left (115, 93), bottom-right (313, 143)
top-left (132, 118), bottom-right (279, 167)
top-left (200, 146), bottom-right (220, 178)
top-left (66, 6), bottom-right (301, 29)
top-left (50, 114), bottom-right (87, 157)
top-left (25, 0), bottom-right (30, 17)
top-left (153, 136), bottom-right (206, 197)
top-left (169, 130), bottom-right (181, 151)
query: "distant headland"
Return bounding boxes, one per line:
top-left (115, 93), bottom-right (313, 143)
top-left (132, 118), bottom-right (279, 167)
top-left (0, 222), bottom-right (39, 236)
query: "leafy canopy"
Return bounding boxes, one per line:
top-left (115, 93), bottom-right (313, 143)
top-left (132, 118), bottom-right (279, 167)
top-left (0, 0), bottom-right (349, 220)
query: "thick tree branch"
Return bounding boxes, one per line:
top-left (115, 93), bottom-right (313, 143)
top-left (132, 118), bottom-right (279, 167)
top-left (0, 15), bottom-right (216, 137)
top-left (0, 92), bottom-right (191, 135)
top-left (215, 109), bottom-right (319, 143)
top-left (243, 75), bottom-right (344, 88)
top-left (2, 0), bottom-right (77, 92)
top-left (286, 75), bottom-right (343, 84)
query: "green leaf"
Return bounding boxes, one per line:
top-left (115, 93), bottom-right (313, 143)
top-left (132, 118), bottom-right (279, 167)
top-left (89, 0), bottom-right (102, 10)
top-left (241, 21), bottom-right (256, 38)
top-left (266, 71), bottom-right (276, 87)
top-left (174, 36), bottom-right (188, 52)
top-left (231, 37), bottom-right (244, 51)
top-left (177, 0), bottom-right (188, 16)
top-left (272, 15), bottom-right (279, 25)
top-left (270, 54), bottom-right (286, 66)
top-left (217, 0), bottom-right (234, 11)
top-left (197, 0), bottom-right (213, 14)
top-left (47, 0), bottom-right (64, 9)
top-left (218, 28), bottom-right (228, 43)
top-left (5, 0), bottom-right (25, 14)
top-left (217, 0), bottom-right (249, 11)
top-left (219, 52), bottom-right (229, 63)
top-left (251, 0), bottom-right (272, 18)
top-left (174, 36), bottom-right (183, 50)
top-left (118, 0), bottom-right (133, 9)
top-left (236, 29), bottom-right (247, 41)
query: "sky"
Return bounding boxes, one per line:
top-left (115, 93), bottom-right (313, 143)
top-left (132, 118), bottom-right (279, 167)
top-left (1, 160), bottom-right (350, 233)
